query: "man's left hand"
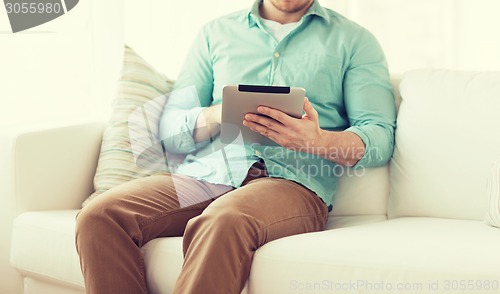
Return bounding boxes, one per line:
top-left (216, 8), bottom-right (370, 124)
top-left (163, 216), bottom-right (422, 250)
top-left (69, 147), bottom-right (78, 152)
top-left (243, 97), bottom-right (324, 151)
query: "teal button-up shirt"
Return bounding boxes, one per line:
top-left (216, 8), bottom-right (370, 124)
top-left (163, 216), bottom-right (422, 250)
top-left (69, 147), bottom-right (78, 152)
top-left (159, 0), bottom-right (396, 207)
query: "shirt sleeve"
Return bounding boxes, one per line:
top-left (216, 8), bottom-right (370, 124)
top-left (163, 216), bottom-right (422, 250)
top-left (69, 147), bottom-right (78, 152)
top-left (342, 28), bottom-right (397, 168)
top-left (159, 26), bottom-right (214, 154)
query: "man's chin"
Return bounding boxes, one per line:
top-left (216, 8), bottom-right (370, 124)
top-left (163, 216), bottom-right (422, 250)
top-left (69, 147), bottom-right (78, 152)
top-left (270, 0), bottom-right (313, 14)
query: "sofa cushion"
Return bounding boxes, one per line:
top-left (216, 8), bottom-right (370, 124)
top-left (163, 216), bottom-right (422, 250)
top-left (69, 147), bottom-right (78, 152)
top-left (10, 211), bottom-right (84, 288)
top-left (485, 155), bottom-right (500, 227)
top-left (13, 212), bottom-right (500, 294)
top-left (83, 46), bottom-right (175, 207)
top-left (389, 69), bottom-right (500, 220)
top-left (10, 211), bottom-right (386, 294)
top-left (331, 166), bottom-right (390, 216)
top-left (249, 217), bottom-right (500, 294)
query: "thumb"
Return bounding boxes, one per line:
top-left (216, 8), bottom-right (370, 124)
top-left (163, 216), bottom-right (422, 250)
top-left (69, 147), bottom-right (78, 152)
top-left (302, 97), bottom-right (318, 120)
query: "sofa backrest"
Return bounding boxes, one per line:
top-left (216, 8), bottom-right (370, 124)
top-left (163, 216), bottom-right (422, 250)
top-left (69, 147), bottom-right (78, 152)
top-left (331, 77), bottom-right (402, 217)
top-left (388, 69), bottom-right (500, 220)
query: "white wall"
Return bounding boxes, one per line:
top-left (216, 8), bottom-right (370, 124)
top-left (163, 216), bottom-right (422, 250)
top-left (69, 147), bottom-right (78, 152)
top-left (328, 0), bottom-right (500, 73)
top-left (123, 0), bottom-right (254, 79)
top-left (0, 1), bottom-right (95, 128)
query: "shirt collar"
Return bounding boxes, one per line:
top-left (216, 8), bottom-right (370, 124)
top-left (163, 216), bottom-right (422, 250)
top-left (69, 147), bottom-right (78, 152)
top-left (247, 0), bottom-right (330, 28)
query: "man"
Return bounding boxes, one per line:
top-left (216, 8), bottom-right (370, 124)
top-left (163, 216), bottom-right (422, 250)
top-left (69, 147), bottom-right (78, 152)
top-left (75, 0), bottom-right (396, 293)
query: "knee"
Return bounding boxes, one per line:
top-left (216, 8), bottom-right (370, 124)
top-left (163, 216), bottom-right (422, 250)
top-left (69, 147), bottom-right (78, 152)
top-left (186, 206), bottom-right (259, 237)
top-left (75, 197), bottom-right (122, 244)
top-left (75, 203), bottom-right (107, 242)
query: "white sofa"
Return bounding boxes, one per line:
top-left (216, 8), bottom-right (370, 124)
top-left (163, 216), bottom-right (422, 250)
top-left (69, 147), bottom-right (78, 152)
top-left (5, 69), bottom-right (500, 294)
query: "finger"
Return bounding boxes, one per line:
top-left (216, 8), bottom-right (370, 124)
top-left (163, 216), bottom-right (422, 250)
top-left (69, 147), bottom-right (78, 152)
top-left (256, 106), bottom-right (295, 126)
top-left (243, 119), bottom-right (283, 146)
top-left (242, 119), bottom-right (279, 137)
top-left (244, 113), bottom-right (287, 133)
top-left (303, 97), bottom-right (319, 120)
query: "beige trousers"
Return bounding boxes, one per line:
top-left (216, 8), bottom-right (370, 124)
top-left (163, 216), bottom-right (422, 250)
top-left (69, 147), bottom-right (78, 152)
top-left (75, 161), bottom-right (329, 294)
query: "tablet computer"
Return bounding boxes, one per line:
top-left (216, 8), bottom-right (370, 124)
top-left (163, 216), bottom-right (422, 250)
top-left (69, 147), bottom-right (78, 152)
top-left (220, 84), bottom-right (305, 145)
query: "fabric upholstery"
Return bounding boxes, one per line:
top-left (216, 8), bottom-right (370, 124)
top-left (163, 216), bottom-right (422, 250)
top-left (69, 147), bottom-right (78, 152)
top-left (11, 212), bottom-right (500, 294)
top-left (485, 155), bottom-right (500, 227)
top-left (83, 46), bottom-right (174, 206)
top-left (10, 211), bottom-right (386, 294)
top-left (389, 69), bottom-right (500, 220)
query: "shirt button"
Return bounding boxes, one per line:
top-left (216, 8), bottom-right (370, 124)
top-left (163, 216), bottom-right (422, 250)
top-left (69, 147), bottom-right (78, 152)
top-left (255, 150), bottom-right (262, 157)
top-left (274, 52), bottom-right (280, 58)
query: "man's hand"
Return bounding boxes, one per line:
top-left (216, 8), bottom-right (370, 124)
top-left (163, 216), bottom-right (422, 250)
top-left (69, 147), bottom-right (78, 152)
top-left (243, 97), bottom-right (365, 166)
top-left (208, 103), bottom-right (223, 125)
top-left (193, 104), bottom-right (222, 143)
top-left (243, 97), bottom-right (324, 152)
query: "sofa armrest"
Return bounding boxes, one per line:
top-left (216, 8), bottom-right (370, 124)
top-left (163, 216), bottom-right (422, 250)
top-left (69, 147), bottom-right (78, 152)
top-left (10, 122), bottom-right (105, 213)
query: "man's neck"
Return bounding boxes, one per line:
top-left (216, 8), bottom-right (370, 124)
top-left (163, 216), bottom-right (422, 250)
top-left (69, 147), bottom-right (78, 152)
top-left (259, 0), bottom-right (313, 24)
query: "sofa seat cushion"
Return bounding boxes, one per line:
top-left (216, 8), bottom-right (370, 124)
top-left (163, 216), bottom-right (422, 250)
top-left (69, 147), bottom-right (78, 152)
top-left (10, 211), bottom-right (84, 288)
top-left (249, 217), bottom-right (500, 293)
top-left (16, 212), bottom-right (500, 294)
top-left (10, 210), bottom-right (386, 293)
top-left (141, 214), bottom-right (387, 294)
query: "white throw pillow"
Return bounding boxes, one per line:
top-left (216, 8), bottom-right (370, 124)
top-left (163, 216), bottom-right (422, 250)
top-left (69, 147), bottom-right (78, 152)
top-left (485, 155), bottom-right (500, 227)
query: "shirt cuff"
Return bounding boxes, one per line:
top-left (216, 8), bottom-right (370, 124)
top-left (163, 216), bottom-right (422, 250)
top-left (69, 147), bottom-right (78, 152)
top-left (160, 106), bottom-right (207, 154)
top-left (344, 126), bottom-right (383, 168)
top-left (185, 106), bottom-right (210, 150)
